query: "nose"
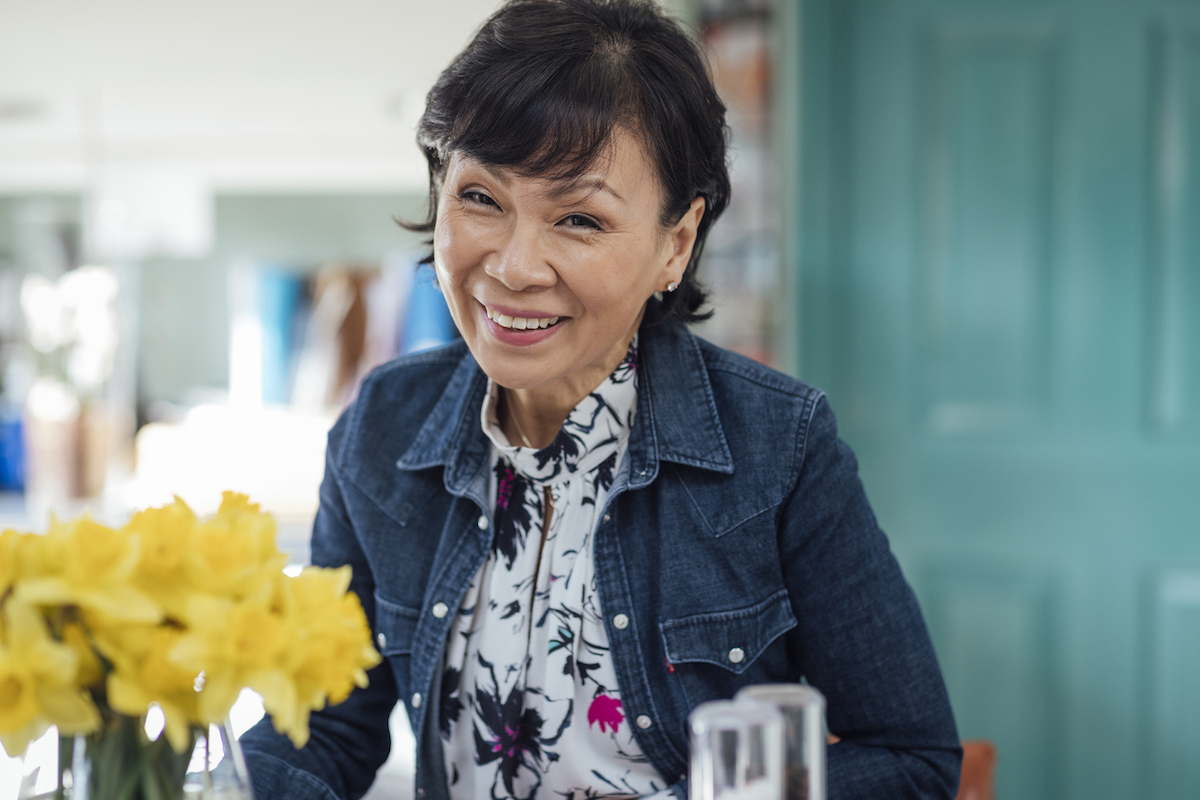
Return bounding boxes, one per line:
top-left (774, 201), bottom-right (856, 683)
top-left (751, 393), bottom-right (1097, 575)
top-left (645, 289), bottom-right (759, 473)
top-left (486, 220), bottom-right (557, 291)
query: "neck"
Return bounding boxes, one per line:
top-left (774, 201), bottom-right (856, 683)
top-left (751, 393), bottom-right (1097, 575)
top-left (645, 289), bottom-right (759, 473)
top-left (500, 325), bottom-right (639, 449)
top-left (501, 387), bottom-right (574, 450)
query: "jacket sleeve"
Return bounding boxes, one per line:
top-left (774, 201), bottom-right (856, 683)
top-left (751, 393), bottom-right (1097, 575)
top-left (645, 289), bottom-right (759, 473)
top-left (240, 414), bottom-right (400, 800)
top-left (777, 396), bottom-right (961, 800)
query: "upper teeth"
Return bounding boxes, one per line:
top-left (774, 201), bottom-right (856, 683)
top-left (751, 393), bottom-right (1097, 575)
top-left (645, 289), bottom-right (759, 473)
top-left (486, 307), bottom-right (560, 330)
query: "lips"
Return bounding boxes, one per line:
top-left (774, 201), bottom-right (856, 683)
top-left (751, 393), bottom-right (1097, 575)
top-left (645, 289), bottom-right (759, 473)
top-left (484, 306), bottom-right (561, 331)
top-left (479, 303), bottom-right (565, 346)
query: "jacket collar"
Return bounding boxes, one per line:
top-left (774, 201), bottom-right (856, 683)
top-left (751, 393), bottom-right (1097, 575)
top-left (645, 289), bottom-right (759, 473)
top-left (626, 320), bottom-right (734, 488)
top-left (395, 319), bottom-right (734, 498)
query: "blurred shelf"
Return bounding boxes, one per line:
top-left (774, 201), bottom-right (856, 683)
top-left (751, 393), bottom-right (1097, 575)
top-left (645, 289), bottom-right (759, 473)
top-left (0, 491), bottom-right (29, 529)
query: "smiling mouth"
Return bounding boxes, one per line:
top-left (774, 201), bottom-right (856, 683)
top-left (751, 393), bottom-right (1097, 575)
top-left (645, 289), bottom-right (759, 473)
top-left (485, 306), bottom-right (562, 330)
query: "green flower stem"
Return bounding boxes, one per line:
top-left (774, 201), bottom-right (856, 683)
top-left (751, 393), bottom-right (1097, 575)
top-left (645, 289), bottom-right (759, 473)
top-left (56, 736), bottom-right (73, 800)
top-left (68, 711), bottom-right (199, 800)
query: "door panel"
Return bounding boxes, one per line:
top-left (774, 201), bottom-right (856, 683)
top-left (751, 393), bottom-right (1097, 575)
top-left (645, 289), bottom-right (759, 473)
top-left (922, 562), bottom-right (1060, 799)
top-left (1148, 571), bottom-right (1200, 800)
top-left (921, 24), bottom-right (1056, 432)
top-left (1148, 25), bottom-right (1200, 434)
top-left (798, 1), bottom-right (1200, 798)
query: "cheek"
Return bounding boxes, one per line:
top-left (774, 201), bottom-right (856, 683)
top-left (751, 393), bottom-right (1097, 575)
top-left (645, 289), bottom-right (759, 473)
top-left (567, 275), bottom-right (650, 328)
top-left (584, 247), bottom-right (662, 308)
top-left (436, 211), bottom-right (496, 267)
top-left (433, 219), bottom-right (478, 282)
top-left (432, 219), bottom-right (457, 269)
top-left (432, 224), bottom-right (475, 323)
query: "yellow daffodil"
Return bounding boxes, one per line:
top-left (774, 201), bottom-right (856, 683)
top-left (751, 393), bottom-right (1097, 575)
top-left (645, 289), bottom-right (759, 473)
top-left (217, 491), bottom-right (258, 515)
top-left (0, 529), bottom-right (22, 595)
top-left (126, 497), bottom-right (199, 618)
top-left (0, 602), bottom-right (100, 757)
top-left (184, 511), bottom-right (286, 601)
top-left (288, 568), bottom-right (381, 705)
top-left (216, 491), bottom-right (283, 567)
top-left (12, 524), bottom-right (62, 581)
top-left (17, 517), bottom-right (161, 624)
top-left (245, 567), bottom-right (380, 747)
top-left (0, 494), bottom-right (378, 757)
top-left (0, 657), bottom-right (39, 745)
top-left (60, 622), bottom-right (104, 689)
top-left (129, 497), bottom-right (196, 581)
top-left (171, 595), bottom-right (296, 726)
top-left (102, 625), bottom-right (201, 753)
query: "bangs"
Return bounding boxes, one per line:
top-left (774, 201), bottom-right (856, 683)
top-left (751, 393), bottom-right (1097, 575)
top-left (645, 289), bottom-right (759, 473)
top-left (407, 0), bottom-right (729, 325)
top-left (445, 51), bottom-right (644, 182)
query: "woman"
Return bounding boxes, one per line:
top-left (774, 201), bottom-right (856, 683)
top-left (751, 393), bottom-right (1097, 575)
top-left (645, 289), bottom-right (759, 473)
top-left (240, 0), bottom-right (961, 798)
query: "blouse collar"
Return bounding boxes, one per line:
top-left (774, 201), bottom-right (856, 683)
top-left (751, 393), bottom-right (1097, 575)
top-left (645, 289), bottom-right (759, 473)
top-left (480, 336), bottom-right (639, 485)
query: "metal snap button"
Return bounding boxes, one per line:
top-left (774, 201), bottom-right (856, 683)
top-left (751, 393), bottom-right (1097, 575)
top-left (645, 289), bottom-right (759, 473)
top-left (636, 715), bottom-right (652, 729)
top-left (603, 513), bottom-right (611, 523)
top-left (417, 790), bottom-right (426, 799)
top-left (728, 647), bottom-right (745, 664)
top-left (477, 514), bottom-right (488, 529)
top-left (412, 693), bottom-right (422, 708)
top-left (376, 632), bottom-right (387, 649)
top-left (612, 613), bottom-right (629, 630)
top-left (432, 602), bottom-right (449, 619)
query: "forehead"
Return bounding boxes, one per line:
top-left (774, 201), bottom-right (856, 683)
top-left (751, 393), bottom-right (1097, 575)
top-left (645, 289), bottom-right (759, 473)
top-left (447, 127), bottom-right (660, 201)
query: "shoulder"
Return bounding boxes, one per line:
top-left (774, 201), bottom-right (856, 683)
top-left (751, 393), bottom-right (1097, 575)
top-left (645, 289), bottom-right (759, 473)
top-left (693, 335), bottom-right (824, 405)
top-left (688, 333), bottom-right (831, 472)
top-left (328, 340), bottom-right (472, 467)
top-left (641, 325), bottom-right (839, 527)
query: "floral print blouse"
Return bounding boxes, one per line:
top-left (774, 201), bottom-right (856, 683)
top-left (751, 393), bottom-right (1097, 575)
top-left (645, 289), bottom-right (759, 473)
top-left (440, 338), bottom-right (670, 800)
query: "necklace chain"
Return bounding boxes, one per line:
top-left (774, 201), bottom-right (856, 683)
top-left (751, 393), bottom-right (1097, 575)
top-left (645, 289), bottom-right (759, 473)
top-left (507, 392), bottom-right (536, 448)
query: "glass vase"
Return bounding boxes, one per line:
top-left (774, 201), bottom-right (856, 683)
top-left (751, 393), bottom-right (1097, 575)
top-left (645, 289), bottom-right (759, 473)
top-left (17, 715), bottom-right (253, 800)
top-left (735, 684), bottom-right (827, 800)
top-left (688, 699), bottom-right (784, 800)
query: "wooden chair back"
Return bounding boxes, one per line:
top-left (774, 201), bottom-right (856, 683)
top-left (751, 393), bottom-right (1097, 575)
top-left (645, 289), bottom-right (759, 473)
top-left (954, 740), bottom-right (997, 800)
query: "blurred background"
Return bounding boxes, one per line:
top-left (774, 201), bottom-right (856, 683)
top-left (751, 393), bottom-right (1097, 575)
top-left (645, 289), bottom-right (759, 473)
top-left (1, 0), bottom-right (1197, 798)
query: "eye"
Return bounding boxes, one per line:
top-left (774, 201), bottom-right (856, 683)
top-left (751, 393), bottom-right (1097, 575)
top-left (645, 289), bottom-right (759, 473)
top-left (561, 213), bottom-right (600, 230)
top-left (461, 190), bottom-right (498, 207)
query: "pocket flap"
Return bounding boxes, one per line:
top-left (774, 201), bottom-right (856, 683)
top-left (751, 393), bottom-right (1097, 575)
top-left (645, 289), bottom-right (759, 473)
top-left (659, 590), bottom-right (796, 674)
top-left (374, 595), bottom-right (421, 657)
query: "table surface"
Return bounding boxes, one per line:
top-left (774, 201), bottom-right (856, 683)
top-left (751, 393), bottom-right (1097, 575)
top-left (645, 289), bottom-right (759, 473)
top-left (0, 490), bottom-right (314, 564)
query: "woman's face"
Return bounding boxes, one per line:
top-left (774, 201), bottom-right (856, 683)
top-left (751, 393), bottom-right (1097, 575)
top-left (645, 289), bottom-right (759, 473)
top-left (433, 127), bottom-right (701, 397)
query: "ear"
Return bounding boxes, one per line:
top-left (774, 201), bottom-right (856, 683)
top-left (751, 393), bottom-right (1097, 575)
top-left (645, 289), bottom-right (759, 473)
top-left (661, 195), bottom-right (706, 286)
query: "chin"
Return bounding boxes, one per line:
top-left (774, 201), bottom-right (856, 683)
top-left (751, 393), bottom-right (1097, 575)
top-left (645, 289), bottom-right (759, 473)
top-left (480, 366), bottom-right (553, 392)
top-left (468, 350), bottom-right (545, 391)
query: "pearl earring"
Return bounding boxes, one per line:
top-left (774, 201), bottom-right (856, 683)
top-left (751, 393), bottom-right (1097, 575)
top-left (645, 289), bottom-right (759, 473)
top-left (666, 281), bottom-right (678, 292)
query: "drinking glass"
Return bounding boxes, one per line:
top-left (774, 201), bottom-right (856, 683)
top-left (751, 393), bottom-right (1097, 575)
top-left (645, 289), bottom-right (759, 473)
top-left (688, 699), bottom-right (784, 800)
top-left (184, 718), bottom-right (255, 800)
top-left (735, 684), bottom-right (826, 800)
top-left (15, 716), bottom-right (252, 800)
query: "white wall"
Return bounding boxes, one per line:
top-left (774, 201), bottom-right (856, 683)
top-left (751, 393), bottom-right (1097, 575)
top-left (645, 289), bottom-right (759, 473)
top-left (0, 0), bottom-right (694, 193)
top-left (0, 0), bottom-right (502, 191)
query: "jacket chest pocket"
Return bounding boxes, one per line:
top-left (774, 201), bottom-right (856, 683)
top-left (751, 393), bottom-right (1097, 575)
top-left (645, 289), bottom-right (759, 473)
top-left (374, 594), bottom-right (421, 660)
top-left (659, 590), bottom-right (797, 708)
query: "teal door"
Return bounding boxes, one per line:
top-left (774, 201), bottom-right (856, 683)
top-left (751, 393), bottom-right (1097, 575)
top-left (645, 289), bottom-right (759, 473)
top-left (796, 1), bottom-right (1200, 798)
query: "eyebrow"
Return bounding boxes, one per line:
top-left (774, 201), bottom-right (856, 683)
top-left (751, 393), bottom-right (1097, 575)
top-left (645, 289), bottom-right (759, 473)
top-left (474, 161), bottom-right (624, 203)
top-left (479, 162), bottom-right (513, 185)
top-left (549, 177), bottom-right (624, 203)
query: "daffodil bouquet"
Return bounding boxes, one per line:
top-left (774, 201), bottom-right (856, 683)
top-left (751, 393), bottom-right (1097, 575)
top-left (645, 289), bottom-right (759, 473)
top-left (0, 492), bottom-right (381, 798)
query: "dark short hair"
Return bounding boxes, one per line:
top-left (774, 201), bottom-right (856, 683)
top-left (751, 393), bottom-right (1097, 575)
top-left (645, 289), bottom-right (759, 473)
top-left (404, 0), bottom-right (730, 325)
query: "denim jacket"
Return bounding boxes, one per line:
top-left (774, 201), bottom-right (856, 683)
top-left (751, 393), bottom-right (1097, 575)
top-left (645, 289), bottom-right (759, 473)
top-left (240, 319), bottom-right (961, 800)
